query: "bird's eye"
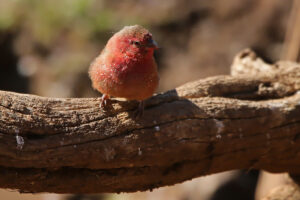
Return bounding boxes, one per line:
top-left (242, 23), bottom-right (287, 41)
top-left (130, 40), bottom-right (141, 46)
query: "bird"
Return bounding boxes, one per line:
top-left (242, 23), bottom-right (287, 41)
top-left (89, 25), bottom-right (159, 116)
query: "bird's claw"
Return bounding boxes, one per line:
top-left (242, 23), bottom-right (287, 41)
top-left (100, 94), bottom-right (109, 109)
top-left (134, 101), bottom-right (144, 118)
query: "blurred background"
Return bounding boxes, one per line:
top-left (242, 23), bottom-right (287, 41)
top-left (0, 0), bottom-right (299, 199)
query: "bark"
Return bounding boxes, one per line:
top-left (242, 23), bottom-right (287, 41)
top-left (0, 49), bottom-right (300, 193)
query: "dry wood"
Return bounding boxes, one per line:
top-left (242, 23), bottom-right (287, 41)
top-left (0, 49), bottom-right (300, 193)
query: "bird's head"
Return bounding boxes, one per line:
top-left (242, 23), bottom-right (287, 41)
top-left (107, 25), bottom-right (158, 58)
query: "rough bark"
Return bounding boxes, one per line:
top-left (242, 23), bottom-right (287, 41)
top-left (0, 49), bottom-right (300, 193)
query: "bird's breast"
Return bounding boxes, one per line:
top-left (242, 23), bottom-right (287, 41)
top-left (103, 56), bottom-right (159, 100)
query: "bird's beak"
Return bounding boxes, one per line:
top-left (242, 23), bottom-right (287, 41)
top-left (147, 39), bottom-right (159, 49)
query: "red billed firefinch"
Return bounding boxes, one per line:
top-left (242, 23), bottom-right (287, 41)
top-left (89, 25), bottom-right (159, 114)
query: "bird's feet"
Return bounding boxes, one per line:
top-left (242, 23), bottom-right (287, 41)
top-left (100, 94), bottom-right (110, 108)
top-left (134, 100), bottom-right (145, 118)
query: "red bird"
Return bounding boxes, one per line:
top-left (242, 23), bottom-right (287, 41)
top-left (89, 25), bottom-right (159, 114)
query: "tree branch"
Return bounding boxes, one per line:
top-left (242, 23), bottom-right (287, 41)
top-left (0, 49), bottom-right (300, 193)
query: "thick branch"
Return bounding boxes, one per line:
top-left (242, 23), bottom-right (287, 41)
top-left (0, 49), bottom-right (300, 193)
